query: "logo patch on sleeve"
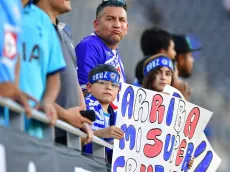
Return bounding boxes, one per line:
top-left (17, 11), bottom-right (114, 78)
top-left (3, 31), bottom-right (17, 59)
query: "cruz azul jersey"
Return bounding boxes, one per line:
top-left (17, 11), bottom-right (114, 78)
top-left (0, 0), bottom-right (22, 82)
top-left (75, 33), bottom-right (126, 90)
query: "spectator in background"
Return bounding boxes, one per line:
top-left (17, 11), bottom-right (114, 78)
top-left (19, 0), bottom-right (66, 138)
top-left (133, 27), bottom-right (176, 87)
top-left (172, 34), bottom-right (201, 78)
top-left (84, 64), bottom-right (124, 163)
top-left (35, 0), bottom-right (93, 144)
top-left (75, 0), bottom-right (128, 95)
top-left (133, 27), bottom-right (193, 100)
top-left (171, 34), bottom-right (201, 100)
top-left (0, 0), bottom-right (36, 116)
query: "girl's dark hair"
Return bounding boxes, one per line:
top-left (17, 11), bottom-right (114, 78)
top-left (142, 66), bottom-right (173, 91)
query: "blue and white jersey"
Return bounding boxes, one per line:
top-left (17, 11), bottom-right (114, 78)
top-left (19, 4), bottom-right (66, 103)
top-left (85, 94), bottom-right (111, 130)
top-left (75, 33), bottom-right (126, 90)
top-left (0, 0), bottom-right (22, 82)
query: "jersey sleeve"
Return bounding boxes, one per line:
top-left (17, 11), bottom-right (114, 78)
top-left (75, 40), bottom-right (102, 89)
top-left (47, 23), bottom-right (66, 75)
top-left (0, 0), bottom-right (21, 83)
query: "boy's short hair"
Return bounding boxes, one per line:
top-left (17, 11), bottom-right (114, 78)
top-left (96, 0), bottom-right (127, 18)
top-left (88, 64), bottom-right (120, 83)
top-left (141, 27), bottom-right (172, 56)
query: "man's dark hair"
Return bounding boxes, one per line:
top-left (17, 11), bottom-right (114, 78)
top-left (135, 58), bottom-right (146, 85)
top-left (88, 64), bottom-right (119, 82)
top-left (141, 27), bottom-right (172, 56)
top-left (96, 0), bottom-right (127, 18)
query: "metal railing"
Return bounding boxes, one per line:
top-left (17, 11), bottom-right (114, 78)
top-left (0, 97), bottom-right (113, 159)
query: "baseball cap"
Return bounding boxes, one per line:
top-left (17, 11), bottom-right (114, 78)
top-left (173, 34), bottom-right (201, 59)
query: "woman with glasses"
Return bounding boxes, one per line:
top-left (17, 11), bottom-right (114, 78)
top-left (83, 64), bottom-right (124, 163)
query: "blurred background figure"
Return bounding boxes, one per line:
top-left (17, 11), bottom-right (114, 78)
top-left (0, 0), bottom-right (36, 120)
top-left (35, 0), bottom-right (93, 145)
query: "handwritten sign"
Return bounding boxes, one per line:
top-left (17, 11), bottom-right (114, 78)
top-left (112, 83), bottom-right (214, 172)
top-left (164, 85), bottom-right (221, 172)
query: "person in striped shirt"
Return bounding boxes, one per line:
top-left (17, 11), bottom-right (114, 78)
top-left (84, 64), bottom-right (124, 163)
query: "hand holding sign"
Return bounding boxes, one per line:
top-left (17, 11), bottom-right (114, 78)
top-left (94, 125), bottom-right (124, 140)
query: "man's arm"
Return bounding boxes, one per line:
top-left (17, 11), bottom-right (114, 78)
top-left (77, 82), bottom-right (86, 107)
top-left (55, 103), bottom-right (92, 128)
top-left (38, 73), bottom-right (60, 125)
top-left (0, 82), bottom-right (37, 117)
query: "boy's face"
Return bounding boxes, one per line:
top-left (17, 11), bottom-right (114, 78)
top-left (166, 40), bottom-right (176, 59)
top-left (87, 80), bottom-right (120, 104)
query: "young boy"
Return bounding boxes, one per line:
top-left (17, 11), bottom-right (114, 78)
top-left (84, 64), bottom-right (124, 163)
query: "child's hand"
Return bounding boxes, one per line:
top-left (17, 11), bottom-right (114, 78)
top-left (188, 157), bottom-right (195, 169)
top-left (106, 126), bottom-right (124, 140)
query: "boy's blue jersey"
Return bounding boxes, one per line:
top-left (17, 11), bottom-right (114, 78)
top-left (19, 4), bottom-right (66, 102)
top-left (0, 0), bottom-right (22, 82)
top-left (75, 33), bottom-right (126, 90)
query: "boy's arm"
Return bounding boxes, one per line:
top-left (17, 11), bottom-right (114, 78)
top-left (93, 126), bottom-right (124, 140)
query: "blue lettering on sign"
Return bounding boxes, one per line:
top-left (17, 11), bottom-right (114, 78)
top-left (166, 98), bottom-right (175, 126)
top-left (155, 165), bottom-right (164, 172)
top-left (194, 151), bottom-right (213, 172)
top-left (181, 143), bottom-right (194, 171)
top-left (194, 141), bottom-right (206, 157)
top-left (119, 124), bottom-right (136, 150)
top-left (164, 134), bottom-right (175, 161)
top-left (172, 92), bottom-right (181, 98)
top-left (193, 141), bottom-right (213, 172)
top-left (113, 156), bottom-right (125, 172)
top-left (121, 86), bottom-right (134, 119)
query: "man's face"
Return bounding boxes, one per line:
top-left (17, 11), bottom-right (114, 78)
top-left (166, 40), bottom-right (177, 59)
top-left (49, 0), bottom-right (71, 14)
top-left (183, 52), bottom-right (194, 77)
top-left (87, 80), bottom-right (119, 105)
top-left (94, 6), bottom-right (128, 48)
top-left (177, 52), bottom-right (194, 78)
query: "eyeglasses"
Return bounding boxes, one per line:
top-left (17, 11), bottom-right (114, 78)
top-left (96, 80), bottom-right (120, 89)
top-left (101, 0), bottom-right (127, 9)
